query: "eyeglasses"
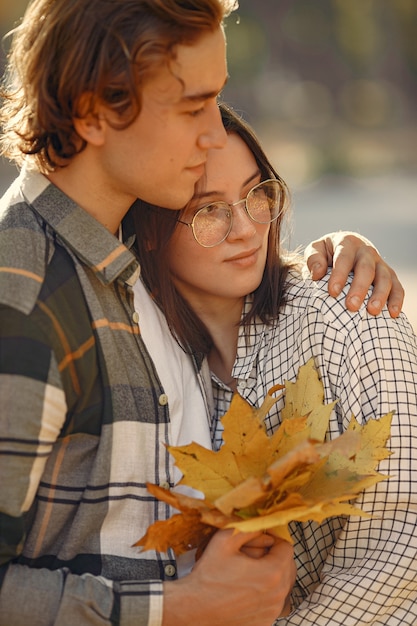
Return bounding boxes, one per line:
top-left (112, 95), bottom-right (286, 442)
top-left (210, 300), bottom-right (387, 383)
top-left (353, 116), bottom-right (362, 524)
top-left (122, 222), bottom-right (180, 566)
top-left (176, 178), bottom-right (284, 248)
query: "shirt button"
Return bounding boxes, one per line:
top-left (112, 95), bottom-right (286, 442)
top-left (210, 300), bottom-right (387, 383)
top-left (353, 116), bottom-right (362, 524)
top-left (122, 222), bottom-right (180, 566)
top-left (132, 311), bottom-right (140, 324)
top-left (159, 393), bottom-right (168, 406)
top-left (164, 564), bottom-right (176, 577)
top-left (237, 380), bottom-right (247, 390)
top-left (160, 481), bottom-right (170, 490)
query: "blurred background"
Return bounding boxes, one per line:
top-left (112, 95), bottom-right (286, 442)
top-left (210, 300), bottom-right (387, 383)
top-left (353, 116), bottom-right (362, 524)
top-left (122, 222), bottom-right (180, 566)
top-left (1, 0), bottom-right (416, 330)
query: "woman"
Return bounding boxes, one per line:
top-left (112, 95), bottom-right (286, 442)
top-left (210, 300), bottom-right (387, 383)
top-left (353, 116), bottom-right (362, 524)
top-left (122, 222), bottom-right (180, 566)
top-left (131, 103), bottom-right (417, 624)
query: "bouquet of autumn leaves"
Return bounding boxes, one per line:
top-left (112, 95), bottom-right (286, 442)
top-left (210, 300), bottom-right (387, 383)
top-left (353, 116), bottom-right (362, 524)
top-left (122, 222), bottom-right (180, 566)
top-left (135, 359), bottom-right (392, 557)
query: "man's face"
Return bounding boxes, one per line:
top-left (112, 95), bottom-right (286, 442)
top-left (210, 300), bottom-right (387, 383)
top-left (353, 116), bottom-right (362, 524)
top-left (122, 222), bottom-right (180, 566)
top-left (100, 26), bottom-right (228, 211)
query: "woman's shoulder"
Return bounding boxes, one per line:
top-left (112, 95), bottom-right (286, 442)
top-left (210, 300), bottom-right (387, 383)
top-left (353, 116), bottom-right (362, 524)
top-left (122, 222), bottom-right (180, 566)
top-left (283, 267), bottom-right (381, 329)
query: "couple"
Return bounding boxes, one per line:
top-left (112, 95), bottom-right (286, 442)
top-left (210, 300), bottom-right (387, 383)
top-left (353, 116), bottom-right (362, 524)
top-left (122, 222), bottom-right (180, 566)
top-left (0, 1), bottom-right (416, 625)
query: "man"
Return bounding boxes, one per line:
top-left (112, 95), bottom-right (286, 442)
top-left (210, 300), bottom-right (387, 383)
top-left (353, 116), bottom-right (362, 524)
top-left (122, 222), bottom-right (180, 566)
top-left (0, 1), bottom-right (405, 624)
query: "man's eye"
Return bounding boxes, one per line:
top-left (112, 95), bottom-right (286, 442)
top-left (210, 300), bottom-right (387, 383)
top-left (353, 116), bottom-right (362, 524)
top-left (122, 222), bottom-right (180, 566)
top-left (188, 106), bottom-right (205, 117)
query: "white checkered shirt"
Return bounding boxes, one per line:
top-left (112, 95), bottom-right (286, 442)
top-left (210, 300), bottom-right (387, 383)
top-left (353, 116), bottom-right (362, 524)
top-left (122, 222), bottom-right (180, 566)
top-left (211, 270), bottom-right (417, 626)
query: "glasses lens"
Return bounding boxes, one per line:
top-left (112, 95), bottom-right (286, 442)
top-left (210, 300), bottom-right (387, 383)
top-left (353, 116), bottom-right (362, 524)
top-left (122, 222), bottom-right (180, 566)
top-left (247, 180), bottom-right (282, 224)
top-left (193, 204), bottom-right (231, 247)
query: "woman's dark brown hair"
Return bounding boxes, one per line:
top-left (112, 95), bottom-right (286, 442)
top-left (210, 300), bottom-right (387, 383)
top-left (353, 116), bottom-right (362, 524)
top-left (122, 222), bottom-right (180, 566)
top-left (132, 102), bottom-right (300, 361)
top-left (0, 0), bottom-right (237, 172)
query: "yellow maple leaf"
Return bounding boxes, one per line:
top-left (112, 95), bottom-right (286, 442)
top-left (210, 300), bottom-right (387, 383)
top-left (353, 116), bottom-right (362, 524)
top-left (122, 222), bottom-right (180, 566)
top-left (281, 358), bottom-right (337, 442)
top-left (134, 359), bottom-right (392, 556)
top-left (347, 412), bottom-right (394, 472)
top-left (167, 392), bottom-right (280, 501)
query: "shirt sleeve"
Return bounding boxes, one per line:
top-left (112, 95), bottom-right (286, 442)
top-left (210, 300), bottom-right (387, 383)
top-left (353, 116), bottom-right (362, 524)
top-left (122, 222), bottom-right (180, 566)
top-left (0, 306), bottom-right (163, 626)
top-left (0, 563), bottom-right (163, 626)
top-left (277, 283), bottom-right (417, 625)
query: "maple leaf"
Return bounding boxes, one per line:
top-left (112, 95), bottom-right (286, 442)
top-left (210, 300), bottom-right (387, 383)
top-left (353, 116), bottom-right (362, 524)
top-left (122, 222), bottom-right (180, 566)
top-left (134, 359), bottom-right (392, 556)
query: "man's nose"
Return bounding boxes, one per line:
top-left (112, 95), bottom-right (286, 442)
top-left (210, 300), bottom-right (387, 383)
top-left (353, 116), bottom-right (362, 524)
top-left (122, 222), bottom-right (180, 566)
top-left (197, 101), bottom-right (227, 150)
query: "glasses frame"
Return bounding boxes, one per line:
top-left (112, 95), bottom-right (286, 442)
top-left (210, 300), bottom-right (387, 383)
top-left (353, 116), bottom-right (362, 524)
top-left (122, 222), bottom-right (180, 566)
top-left (177, 178), bottom-right (284, 248)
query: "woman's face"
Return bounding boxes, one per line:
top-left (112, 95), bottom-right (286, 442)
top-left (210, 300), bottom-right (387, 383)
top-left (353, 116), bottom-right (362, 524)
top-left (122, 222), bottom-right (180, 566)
top-left (168, 132), bottom-right (270, 308)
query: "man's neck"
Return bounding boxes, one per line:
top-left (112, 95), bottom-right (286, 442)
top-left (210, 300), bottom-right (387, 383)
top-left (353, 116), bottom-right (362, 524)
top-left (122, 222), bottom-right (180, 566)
top-left (47, 152), bottom-right (133, 235)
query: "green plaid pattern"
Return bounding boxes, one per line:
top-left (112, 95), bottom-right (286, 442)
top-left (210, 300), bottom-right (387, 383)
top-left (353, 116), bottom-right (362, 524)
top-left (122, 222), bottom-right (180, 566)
top-left (0, 168), bottom-right (176, 626)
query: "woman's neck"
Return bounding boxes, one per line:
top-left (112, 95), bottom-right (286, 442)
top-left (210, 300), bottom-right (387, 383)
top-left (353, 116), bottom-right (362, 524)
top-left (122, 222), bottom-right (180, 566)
top-left (195, 297), bottom-right (243, 390)
top-left (208, 338), bottom-right (239, 391)
top-left (172, 281), bottom-right (244, 388)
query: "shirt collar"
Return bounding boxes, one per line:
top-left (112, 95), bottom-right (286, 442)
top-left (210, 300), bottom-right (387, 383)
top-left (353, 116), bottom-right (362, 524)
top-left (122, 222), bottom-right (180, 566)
top-left (21, 167), bottom-right (139, 286)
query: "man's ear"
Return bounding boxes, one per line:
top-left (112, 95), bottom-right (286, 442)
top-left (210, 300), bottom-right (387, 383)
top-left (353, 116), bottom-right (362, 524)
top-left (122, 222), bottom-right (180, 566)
top-left (73, 94), bottom-right (107, 146)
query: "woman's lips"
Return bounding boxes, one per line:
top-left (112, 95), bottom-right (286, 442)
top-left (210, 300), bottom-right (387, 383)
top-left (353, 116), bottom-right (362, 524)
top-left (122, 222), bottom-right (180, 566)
top-left (225, 248), bottom-right (260, 266)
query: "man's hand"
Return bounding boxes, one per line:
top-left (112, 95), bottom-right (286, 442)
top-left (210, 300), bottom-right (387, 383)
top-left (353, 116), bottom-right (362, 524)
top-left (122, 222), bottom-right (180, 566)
top-left (305, 231), bottom-right (404, 318)
top-left (162, 529), bottom-right (296, 626)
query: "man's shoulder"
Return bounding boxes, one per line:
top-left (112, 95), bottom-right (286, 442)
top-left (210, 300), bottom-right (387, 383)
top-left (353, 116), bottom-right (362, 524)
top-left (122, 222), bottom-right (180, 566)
top-left (0, 184), bottom-right (43, 233)
top-left (0, 174), bottom-right (51, 314)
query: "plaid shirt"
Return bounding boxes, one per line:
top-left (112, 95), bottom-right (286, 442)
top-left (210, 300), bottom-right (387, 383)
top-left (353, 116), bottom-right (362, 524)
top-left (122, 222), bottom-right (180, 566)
top-left (211, 272), bottom-right (417, 625)
top-left (0, 168), bottom-right (179, 626)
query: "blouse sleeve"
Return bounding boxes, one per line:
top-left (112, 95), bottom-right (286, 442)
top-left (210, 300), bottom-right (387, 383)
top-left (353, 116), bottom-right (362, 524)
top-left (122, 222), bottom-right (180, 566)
top-left (279, 278), bottom-right (417, 625)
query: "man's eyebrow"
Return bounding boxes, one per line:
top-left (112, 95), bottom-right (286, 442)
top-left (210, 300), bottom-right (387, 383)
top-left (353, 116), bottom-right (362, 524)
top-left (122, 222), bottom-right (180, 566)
top-left (182, 76), bottom-right (229, 102)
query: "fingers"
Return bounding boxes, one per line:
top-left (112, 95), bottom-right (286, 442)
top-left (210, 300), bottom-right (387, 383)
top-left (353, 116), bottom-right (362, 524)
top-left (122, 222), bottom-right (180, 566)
top-left (329, 246), bottom-right (376, 308)
top-left (326, 243), bottom-right (361, 300)
top-left (202, 528), bottom-right (295, 588)
top-left (341, 257), bottom-right (404, 318)
top-left (203, 529), bottom-right (275, 562)
top-left (220, 529), bottom-right (267, 553)
top-left (304, 239), bottom-right (331, 281)
top-left (265, 538), bottom-right (297, 604)
top-left (240, 532), bottom-right (276, 559)
top-left (239, 545), bottom-right (267, 559)
top-left (266, 534), bottom-right (295, 565)
top-left (304, 231), bottom-right (405, 317)
top-left (316, 235), bottom-right (377, 307)
top-left (361, 264), bottom-right (403, 317)
top-left (380, 268), bottom-right (404, 318)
